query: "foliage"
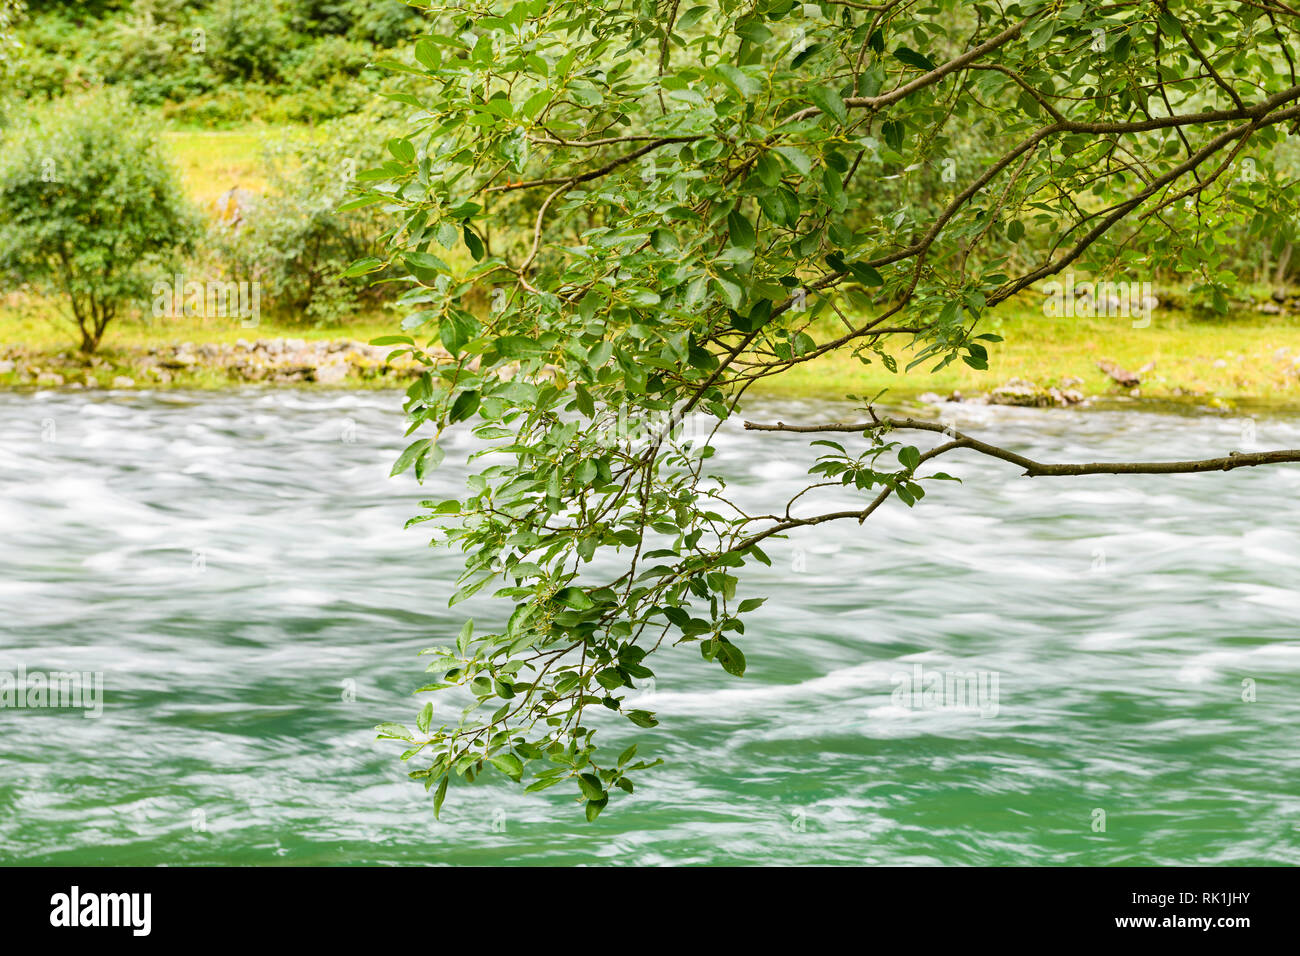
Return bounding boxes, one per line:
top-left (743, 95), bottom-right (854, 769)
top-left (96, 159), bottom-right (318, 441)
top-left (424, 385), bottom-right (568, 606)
top-left (217, 111), bottom-right (401, 324)
top-left (6, 0), bottom-right (424, 124)
top-left (350, 0), bottom-right (1300, 817)
top-left (0, 89), bottom-right (200, 352)
top-left (0, 0), bottom-right (23, 65)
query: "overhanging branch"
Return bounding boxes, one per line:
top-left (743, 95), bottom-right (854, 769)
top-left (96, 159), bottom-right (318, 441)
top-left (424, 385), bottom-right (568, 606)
top-left (743, 417), bottom-right (1300, 477)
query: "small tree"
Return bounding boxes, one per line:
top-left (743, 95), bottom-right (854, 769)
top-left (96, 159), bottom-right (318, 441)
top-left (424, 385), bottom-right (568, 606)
top-left (0, 89), bottom-right (199, 354)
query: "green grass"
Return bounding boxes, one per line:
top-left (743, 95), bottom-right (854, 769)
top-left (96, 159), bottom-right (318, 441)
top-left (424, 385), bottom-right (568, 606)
top-left (1, 304), bottom-right (396, 352)
top-left (756, 303), bottom-right (1300, 404)
top-left (162, 128), bottom-right (275, 210)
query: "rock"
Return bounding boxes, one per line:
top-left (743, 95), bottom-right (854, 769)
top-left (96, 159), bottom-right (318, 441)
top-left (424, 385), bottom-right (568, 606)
top-left (990, 378), bottom-right (1055, 407)
top-left (0, 360), bottom-right (14, 374)
top-left (112, 376), bottom-right (135, 388)
top-left (312, 360), bottom-right (349, 385)
top-left (988, 378), bottom-right (1084, 408)
top-left (273, 366), bottom-right (313, 382)
top-left (82, 375), bottom-right (98, 389)
top-left (1097, 359), bottom-right (1141, 387)
top-left (36, 372), bottom-right (65, 387)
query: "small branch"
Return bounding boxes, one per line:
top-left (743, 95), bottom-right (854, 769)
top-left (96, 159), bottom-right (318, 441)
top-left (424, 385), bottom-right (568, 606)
top-left (743, 418), bottom-right (1300, 477)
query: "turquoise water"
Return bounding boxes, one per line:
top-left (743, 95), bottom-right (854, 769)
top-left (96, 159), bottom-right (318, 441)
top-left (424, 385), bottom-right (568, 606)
top-left (1, 389), bottom-right (1298, 865)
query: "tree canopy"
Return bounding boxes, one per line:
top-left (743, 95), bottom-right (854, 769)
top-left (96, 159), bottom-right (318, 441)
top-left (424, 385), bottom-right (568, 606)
top-left (358, 0), bottom-right (1300, 818)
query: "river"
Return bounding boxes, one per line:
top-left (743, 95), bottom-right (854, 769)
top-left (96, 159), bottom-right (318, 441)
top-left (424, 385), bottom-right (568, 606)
top-left (1, 389), bottom-right (1297, 865)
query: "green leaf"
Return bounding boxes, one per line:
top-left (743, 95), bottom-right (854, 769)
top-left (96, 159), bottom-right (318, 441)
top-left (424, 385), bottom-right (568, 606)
top-left (555, 586), bottom-right (594, 610)
top-left (585, 796), bottom-right (608, 822)
top-left (882, 120), bottom-right (904, 152)
top-left (716, 64), bottom-right (762, 98)
top-left (736, 19), bottom-right (772, 45)
top-left (677, 5), bottom-right (708, 32)
top-left (403, 251), bottom-right (450, 282)
top-left (577, 773), bottom-right (605, 800)
top-left (715, 638), bottom-right (746, 677)
top-left (846, 260), bottom-right (884, 287)
top-left (490, 752), bottom-right (524, 780)
top-left (893, 46), bottom-right (937, 71)
top-left (375, 722), bottom-right (412, 740)
top-left (387, 137), bottom-right (416, 162)
top-left (450, 389), bottom-right (481, 423)
top-left (727, 210), bottom-right (756, 251)
top-left (774, 145), bottom-right (812, 176)
top-left (627, 710), bottom-right (659, 728)
top-left (340, 257), bottom-right (385, 278)
top-left (391, 438), bottom-right (432, 477)
top-left (495, 336), bottom-right (543, 359)
top-left (809, 86), bottom-right (848, 125)
top-left (414, 443), bottom-right (446, 481)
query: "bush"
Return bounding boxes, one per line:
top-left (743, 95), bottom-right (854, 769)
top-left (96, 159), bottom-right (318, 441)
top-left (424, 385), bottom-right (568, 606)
top-left (283, 0), bottom-right (420, 45)
top-left (203, 0), bottom-right (289, 84)
top-left (216, 110), bottom-right (397, 324)
top-left (0, 90), bottom-right (200, 352)
top-left (7, 0), bottom-right (416, 126)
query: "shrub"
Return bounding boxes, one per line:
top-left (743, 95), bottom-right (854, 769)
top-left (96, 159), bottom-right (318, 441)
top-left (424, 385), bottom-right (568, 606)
top-left (0, 90), bottom-right (200, 352)
top-left (216, 110), bottom-right (397, 324)
top-left (203, 0), bottom-right (289, 84)
top-left (282, 0), bottom-right (421, 45)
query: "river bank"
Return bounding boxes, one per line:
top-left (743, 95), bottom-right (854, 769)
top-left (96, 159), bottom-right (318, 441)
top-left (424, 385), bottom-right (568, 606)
top-left (4, 302), bottom-right (1300, 409)
top-left (0, 337), bottom-right (422, 391)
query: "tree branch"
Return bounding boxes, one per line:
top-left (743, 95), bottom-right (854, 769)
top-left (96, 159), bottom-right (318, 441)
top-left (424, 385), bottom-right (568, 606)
top-left (743, 417), bottom-right (1300, 477)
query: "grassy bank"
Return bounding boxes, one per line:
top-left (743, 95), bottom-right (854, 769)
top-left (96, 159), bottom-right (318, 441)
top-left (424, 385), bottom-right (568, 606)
top-left (768, 303), bottom-right (1300, 406)
top-left (6, 298), bottom-right (1300, 406)
top-left (4, 125), bottom-right (1300, 405)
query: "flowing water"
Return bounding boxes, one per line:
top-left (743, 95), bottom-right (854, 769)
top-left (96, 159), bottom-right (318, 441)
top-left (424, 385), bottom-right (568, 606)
top-left (1, 389), bottom-right (1298, 865)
